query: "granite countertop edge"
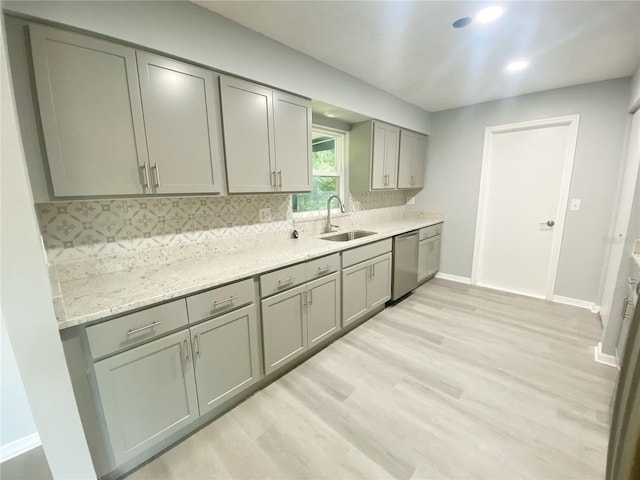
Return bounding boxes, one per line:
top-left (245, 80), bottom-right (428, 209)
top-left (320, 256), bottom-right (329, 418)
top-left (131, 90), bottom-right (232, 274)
top-left (57, 216), bottom-right (443, 330)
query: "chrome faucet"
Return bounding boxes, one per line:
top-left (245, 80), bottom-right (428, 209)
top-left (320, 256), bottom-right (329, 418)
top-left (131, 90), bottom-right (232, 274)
top-left (325, 195), bottom-right (346, 233)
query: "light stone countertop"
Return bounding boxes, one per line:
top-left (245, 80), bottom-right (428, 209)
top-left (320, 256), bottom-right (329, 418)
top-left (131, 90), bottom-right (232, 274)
top-left (57, 213), bottom-right (443, 329)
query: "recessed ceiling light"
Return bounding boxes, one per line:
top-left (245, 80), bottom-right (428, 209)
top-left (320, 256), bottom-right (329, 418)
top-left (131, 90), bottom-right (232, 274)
top-left (505, 59), bottom-right (530, 72)
top-left (323, 110), bottom-right (342, 118)
top-left (475, 6), bottom-right (504, 24)
top-left (452, 17), bottom-right (473, 29)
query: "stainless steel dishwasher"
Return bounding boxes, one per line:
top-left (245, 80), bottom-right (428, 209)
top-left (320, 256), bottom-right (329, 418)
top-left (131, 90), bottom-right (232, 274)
top-left (391, 230), bottom-right (419, 301)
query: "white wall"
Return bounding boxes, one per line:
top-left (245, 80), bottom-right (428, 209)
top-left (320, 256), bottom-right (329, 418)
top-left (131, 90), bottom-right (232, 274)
top-left (2, 0), bottom-right (430, 134)
top-left (630, 63), bottom-right (640, 112)
top-left (0, 19), bottom-right (95, 478)
top-left (415, 78), bottom-right (631, 304)
top-left (0, 315), bottom-right (37, 456)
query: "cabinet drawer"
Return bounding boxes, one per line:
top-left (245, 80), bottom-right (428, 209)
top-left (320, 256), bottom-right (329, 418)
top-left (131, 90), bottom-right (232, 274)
top-left (86, 300), bottom-right (188, 360)
top-left (260, 262), bottom-right (307, 298)
top-left (186, 278), bottom-right (254, 324)
top-left (305, 253), bottom-right (341, 280)
top-left (419, 223), bottom-right (442, 240)
top-left (342, 239), bottom-right (392, 268)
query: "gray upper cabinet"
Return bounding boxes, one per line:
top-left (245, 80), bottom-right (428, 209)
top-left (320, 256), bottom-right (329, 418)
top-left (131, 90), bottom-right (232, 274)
top-left (350, 120), bottom-right (400, 191)
top-left (136, 52), bottom-right (221, 194)
top-left (272, 91), bottom-right (312, 192)
top-left (30, 25), bottom-right (149, 197)
top-left (219, 76), bottom-right (274, 193)
top-left (94, 330), bottom-right (198, 465)
top-left (190, 304), bottom-right (261, 415)
top-left (220, 76), bottom-right (312, 193)
top-left (398, 130), bottom-right (427, 189)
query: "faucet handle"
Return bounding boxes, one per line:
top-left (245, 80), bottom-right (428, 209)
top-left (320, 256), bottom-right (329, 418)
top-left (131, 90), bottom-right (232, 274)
top-left (330, 224), bottom-right (340, 232)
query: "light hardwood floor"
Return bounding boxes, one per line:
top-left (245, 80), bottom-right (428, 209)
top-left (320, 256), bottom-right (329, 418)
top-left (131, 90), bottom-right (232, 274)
top-left (127, 279), bottom-right (617, 480)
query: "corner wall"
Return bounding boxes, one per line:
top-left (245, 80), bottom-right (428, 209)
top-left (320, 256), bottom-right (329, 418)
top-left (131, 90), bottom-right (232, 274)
top-left (415, 78), bottom-right (631, 304)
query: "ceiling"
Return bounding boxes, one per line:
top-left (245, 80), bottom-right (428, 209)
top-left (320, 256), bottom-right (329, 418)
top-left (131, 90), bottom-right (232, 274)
top-left (192, 1), bottom-right (640, 113)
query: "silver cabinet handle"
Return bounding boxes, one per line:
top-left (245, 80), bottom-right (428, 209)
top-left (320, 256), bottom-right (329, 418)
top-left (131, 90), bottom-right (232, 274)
top-left (369, 265), bottom-right (373, 278)
top-left (317, 265), bottom-right (331, 274)
top-left (308, 289), bottom-right (313, 306)
top-left (373, 264), bottom-right (376, 277)
top-left (278, 276), bottom-right (295, 286)
top-left (140, 164), bottom-right (150, 188)
top-left (277, 170), bottom-right (282, 189)
top-left (194, 334), bottom-right (200, 357)
top-left (271, 171), bottom-right (276, 189)
top-left (151, 162), bottom-right (160, 188)
top-left (127, 321), bottom-right (161, 336)
top-left (302, 291), bottom-right (307, 307)
top-left (183, 338), bottom-right (190, 363)
top-left (213, 295), bottom-right (238, 308)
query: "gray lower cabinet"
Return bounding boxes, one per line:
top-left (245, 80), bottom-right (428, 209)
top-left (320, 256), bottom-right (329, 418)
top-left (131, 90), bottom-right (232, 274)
top-left (342, 253), bottom-right (392, 325)
top-left (261, 270), bottom-right (341, 374)
top-left (190, 304), bottom-right (260, 415)
top-left (261, 285), bottom-right (307, 374)
top-left (94, 330), bottom-right (198, 465)
top-left (29, 24), bottom-right (148, 197)
top-left (418, 236), bottom-right (441, 282)
top-left (307, 272), bottom-right (341, 346)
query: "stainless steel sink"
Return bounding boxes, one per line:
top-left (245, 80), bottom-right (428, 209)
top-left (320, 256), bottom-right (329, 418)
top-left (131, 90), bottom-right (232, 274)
top-left (320, 230), bottom-right (377, 242)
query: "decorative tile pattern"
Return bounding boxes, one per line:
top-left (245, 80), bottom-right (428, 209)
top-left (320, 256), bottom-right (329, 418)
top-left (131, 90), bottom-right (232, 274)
top-left (349, 191), bottom-right (408, 211)
top-left (37, 191), bottom-right (405, 266)
top-left (37, 195), bottom-right (292, 263)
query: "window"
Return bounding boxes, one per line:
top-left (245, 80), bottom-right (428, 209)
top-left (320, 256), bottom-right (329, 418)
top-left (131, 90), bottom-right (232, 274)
top-left (292, 127), bottom-right (345, 216)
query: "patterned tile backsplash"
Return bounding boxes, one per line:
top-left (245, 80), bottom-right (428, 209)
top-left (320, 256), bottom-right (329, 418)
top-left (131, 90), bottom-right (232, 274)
top-left (37, 190), bottom-right (408, 264)
top-left (37, 195), bottom-right (292, 263)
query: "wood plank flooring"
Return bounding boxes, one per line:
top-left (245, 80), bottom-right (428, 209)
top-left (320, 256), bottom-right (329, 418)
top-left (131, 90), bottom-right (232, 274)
top-left (127, 279), bottom-right (617, 480)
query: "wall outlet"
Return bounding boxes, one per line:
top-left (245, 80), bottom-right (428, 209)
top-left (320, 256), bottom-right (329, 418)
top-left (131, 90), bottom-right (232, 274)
top-left (570, 199), bottom-right (581, 211)
top-left (259, 208), bottom-right (272, 222)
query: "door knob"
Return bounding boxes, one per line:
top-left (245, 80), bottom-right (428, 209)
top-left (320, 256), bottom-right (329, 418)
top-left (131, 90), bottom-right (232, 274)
top-left (539, 220), bottom-right (555, 228)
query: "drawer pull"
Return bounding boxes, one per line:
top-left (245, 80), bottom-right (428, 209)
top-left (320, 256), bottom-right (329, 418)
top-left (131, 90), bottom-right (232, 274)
top-left (126, 321), bottom-right (162, 336)
top-left (317, 265), bottom-right (332, 274)
top-left (278, 276), bottom-right (295, 286)
top-left (213, 295), bottom-right (238, 308)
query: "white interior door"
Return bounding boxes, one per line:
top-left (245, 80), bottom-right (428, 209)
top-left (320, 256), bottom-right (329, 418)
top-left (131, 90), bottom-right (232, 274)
top-left (472, 116), bottom-right (580, 299)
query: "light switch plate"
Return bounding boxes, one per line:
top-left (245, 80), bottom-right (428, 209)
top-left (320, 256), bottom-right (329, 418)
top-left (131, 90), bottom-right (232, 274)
top-left (259, 208), bottom-right (272, 222)
top-left (570, 199), bottom-right (581, 211)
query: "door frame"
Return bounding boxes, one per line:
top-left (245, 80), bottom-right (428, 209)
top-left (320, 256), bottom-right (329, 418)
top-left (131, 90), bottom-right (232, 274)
top-left (471, 114), bottom-right (580, 300)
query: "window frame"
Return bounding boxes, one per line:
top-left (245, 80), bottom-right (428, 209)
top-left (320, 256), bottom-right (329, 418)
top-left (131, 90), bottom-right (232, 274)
top-left (292, 126), bottom-right (347, 220)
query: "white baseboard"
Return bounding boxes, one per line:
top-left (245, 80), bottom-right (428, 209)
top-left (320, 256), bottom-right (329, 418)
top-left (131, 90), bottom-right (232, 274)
top-left (594, 342), bottom-right (618, 368)
top-left (552, 295), bottom-right (596, 311)
top-left (0, 433), bottom-right (41, 463)
top-left (435, 272), bottom-right (471, 284)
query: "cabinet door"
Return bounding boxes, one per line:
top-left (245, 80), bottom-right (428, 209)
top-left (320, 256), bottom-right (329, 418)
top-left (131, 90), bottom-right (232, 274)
top-left (261, 285), bottom-right (307, 374)
top-left (342, 262), bottom-right (369, 325)
top-left (412, 133), bottom-right (428, 189)
top-left (191, 305), bottom-right (261, 415)
top-left (418, 240), bottom-right (429, 282)
top-left (30, 25), bottom-right (148, 196)
top-left (273, 91), bottom-right (312, 192)
top-left (220, 76), bottom-right (275, 193)
top-left (137, 52), bottom-right (221, 194)
top-left (425, 236), bottom-right (441, 278)
top-left (307, 272), bottom-right (341, 346)
top-left (368, 253), bottom-right (392, 310)
top-left (371, 122), bottom-right (388, 189)
top-left (384, 125), bottom-right (400, 189)
top-left (397, 130), bottom-right (415, 189)
top-left (94, 330), bottom-right (198, 464)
